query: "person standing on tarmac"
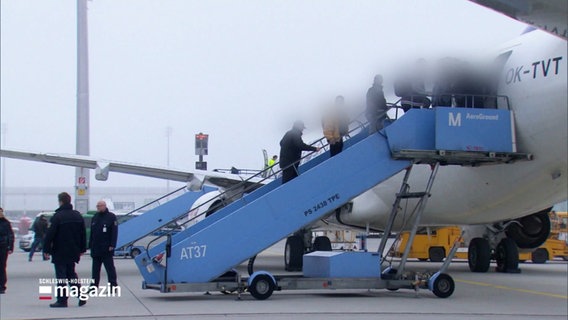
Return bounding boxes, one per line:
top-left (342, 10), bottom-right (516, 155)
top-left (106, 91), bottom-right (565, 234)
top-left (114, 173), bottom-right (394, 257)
top-left (279, 120), bottom-right (320, 184)
top-left (0, 207), bottom-right (15, 294)
top-left (43, 192), bottom-right (87, 308)
top-left (89, 200), bottom-right (118, 289)
top-left (29, 214), bottom-right (49, 261)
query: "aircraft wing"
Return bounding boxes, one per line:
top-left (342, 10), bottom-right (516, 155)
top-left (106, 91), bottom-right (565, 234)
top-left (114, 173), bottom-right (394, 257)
top-left (0, 148), bottom-right (267, 191)
top-left (470, 0), bottom-right (567, 39)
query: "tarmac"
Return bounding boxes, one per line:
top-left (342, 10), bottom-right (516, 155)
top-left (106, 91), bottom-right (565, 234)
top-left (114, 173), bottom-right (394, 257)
top-left (0, 240), bottom-right (566, 320)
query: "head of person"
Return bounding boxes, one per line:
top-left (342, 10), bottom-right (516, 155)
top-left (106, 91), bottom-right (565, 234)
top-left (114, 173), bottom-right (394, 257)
top-left (96, 200), bottom-right (107, 213)
top-left (334, 95), bottom-right (345, 106)
top-left (0, 207), bottom-right (4, 219)
top-left (293, 120), bottom-right (306, 132)
top-left (272, 155), bottom-right (278, 160)
top-left (373, 74), bottom-right (383, 87)
top-left (57, 192), bottom-right (72, 207)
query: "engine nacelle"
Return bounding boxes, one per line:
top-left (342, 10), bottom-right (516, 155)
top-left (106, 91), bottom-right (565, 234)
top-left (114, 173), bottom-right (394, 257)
top-left (186, 190), bottom-right (225, 227)
top-left (505, 208), bottom-right (552, 249)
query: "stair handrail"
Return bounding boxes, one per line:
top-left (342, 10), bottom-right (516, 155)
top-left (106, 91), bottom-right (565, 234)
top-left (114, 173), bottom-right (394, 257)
top-left (116, 185), bottom-right (188, 224)
top-left (142, 111), bottom-right (377, 254)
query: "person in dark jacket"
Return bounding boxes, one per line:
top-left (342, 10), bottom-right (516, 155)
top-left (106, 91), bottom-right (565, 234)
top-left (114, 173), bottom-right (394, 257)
top-left (29, 214), bottom-right (49, 261)
top-left (279, 120), bottom-right (320, 183)
top-left (366, 74), bottom-right (388, 133)
top-left (0, 207), bottom-right (15, 294)
top-left (43, 192), bottom-right (87, 308)
top-left (90, 200), bottom-right (118, 288)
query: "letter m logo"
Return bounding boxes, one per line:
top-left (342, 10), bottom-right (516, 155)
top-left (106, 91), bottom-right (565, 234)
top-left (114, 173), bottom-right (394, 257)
top-left (448, 112), bottom-right (461, 127)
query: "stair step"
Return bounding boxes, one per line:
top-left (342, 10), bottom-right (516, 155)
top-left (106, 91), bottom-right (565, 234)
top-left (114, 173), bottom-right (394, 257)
top-left (397, 192), bottom-right (429, 199)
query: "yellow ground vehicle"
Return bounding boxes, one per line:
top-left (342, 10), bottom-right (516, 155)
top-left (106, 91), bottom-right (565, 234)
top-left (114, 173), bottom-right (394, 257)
top-left (390, 212), bottom-right (567, 263)
top-left (389, 227), bottom-right (466, 262)
top-left (522, 211), bottom-right (568, 263)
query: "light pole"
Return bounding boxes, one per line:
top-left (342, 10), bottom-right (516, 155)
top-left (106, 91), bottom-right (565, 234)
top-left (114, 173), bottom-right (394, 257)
top-left (1, 123), bottom-right (6, 208)
top-left (75, 0), bottom-right (90, 213)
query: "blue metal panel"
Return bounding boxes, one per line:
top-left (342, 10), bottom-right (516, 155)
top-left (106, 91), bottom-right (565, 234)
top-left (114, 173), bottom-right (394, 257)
top-left (136, 133), bottom-right (411, 284)
top-left (435, 107), bottom-right (514, 152)
top-left (384, 109), bottom-right (436, 152)
top-left (303, 251), bottom-right (381, 278)
top-left (116, 186), bottom-right (217, 249)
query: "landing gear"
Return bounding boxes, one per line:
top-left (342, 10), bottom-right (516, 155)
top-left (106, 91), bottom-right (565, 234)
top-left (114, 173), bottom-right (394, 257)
top-left (495, 238), bottom-right (520, 273)
top-left (284, 236), bottom-right (304, 271)
top-left (468, 238), bottom-right (491, 273)
top-left (285, 234), bottom-right (333, 271)
top-left (313, 236), bottom-right (332, 251)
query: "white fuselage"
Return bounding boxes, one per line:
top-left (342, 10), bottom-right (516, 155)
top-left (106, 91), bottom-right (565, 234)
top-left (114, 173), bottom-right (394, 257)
top-left (340, 30), bottom-right (567, 230)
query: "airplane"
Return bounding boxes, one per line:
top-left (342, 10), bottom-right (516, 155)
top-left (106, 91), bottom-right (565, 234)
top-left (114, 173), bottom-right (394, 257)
top-left (1, 0), bottom-right (566, 275)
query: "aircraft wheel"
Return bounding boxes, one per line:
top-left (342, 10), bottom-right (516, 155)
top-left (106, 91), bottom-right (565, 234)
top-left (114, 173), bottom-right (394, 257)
top-left (432, 273), bottom-right (454, 298)
top-left (249, 274), bottom-right (275, 300)
top-left (495, 238), bottom-right (519, 272)
top-left (531, 248), bottom-right (548, 264)
top-left (429, 246), bottom-right (445, 262)
top-left (468, 238), bottom-right (490, 273)
top-left (313, 236), bottom-right (332, 251)
top-left (285, 236), bottom-right (304, 271)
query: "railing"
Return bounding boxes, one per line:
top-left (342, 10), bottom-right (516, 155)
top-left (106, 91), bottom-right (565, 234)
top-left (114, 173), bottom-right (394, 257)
top-left (212, 168), bottom-right (263, 175)
top-left (143, 115), bottom-right (371, 255)
top-left (116, 185), bottom-right (188, 224)
top-left (395, 93), bottom-right (510, 111)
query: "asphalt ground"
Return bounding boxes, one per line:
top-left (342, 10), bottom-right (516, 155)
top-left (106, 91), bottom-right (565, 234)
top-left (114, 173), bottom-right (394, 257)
top-left (0, 240), bottom-right (566, 320)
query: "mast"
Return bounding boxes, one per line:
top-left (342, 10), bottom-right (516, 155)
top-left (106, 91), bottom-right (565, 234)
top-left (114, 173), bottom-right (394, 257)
top-left (75, 0), bottom-right (90, 213)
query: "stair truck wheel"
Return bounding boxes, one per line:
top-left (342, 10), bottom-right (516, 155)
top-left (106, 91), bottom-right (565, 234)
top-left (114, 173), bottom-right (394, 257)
top-left (285, 236), bottom-right (304, 271)
top-left (248, 272), bottom-right (276, 300)
top-left (495, 238), bottom-right (519, 273)
top-left (468, 238), bottom-right (491, 273)
top-left (428, 246), bottom-right (446, 262)
top-left (313, 236), bottom-right (332, 251)
top-left (430, 273), bottom-right (455, 298)
top-left (130, 248), bottom-right (141, 258)
top-left (531, 248), bottom-right (548, 264)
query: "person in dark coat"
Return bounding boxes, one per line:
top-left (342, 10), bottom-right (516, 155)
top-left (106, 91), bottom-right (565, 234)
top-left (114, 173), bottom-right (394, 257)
top-left (397, 59), bottom-right (431, 112)
top-left (43, 192), bottom-right (87, 308)
top-left (366, 74), bottom-right (388, 133)
top-left (0, 207), bottom-right (15, 294)
top-left (89, 200), bottom-right (118, 288)
top-left (279, 120), bottom-right (320, 183)
top-left (29, 214), bottom-right (49, 261)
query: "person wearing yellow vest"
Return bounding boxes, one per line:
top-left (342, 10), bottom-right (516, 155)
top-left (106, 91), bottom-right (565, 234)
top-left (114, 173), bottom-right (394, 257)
top-left (267, 155), bottom-right (278, 176)
top-left (322, 95), bottom-right (349, 157)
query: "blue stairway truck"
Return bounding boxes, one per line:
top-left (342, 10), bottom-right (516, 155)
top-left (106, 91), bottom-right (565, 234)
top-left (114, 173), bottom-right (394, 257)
top-left (115, 186), bottom-right (217, 249)
top-left (135, 107), bottom-right (517, 285)
top-left (136, 132), bottom-right (410, 284)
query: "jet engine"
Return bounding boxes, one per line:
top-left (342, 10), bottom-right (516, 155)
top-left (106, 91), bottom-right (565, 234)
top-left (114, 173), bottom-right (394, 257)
top-left (505, 207), bottom-right (551, 249)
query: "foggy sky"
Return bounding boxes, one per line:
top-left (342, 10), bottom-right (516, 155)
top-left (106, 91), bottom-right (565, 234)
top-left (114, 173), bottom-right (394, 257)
top-left (0, 0), bottom-right (526, 189)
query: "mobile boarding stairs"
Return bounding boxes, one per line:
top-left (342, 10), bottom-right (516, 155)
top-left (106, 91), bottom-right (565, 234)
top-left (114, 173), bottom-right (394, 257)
top-left (123, 106), bottom-right (530, 299)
